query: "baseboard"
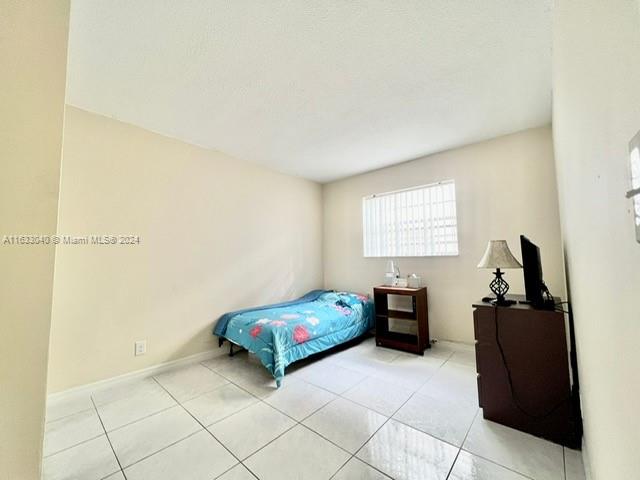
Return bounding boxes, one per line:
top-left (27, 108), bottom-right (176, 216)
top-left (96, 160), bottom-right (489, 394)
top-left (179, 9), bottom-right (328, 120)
top-left (432, 337), bottom-right (476, 348)
top-left (48, 345), bottom-right (228, 402)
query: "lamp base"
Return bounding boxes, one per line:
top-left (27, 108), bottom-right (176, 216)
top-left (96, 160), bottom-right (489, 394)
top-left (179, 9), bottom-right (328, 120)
top-left (482, 295), bottom-right (516, 306)
top-left (491, 297), bottom-right (517, 307)
top-left (488, 269), bottom-right (514, 306)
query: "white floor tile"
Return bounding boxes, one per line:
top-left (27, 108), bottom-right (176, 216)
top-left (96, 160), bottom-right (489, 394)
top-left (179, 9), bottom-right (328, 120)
top-left (154, 363), bottom-right (229, 402)
top-left (463, 416), bottom-right (564, 480)
top-left (235, 371), bottom-right (284, 398)
top-left (393, 391), bottom-right (478, 446)
top-left (357, 419), bottom-right (458, 480)
top-left (390, 353), bottom-right (447, 371)
top-left (42, 435), bottom-right (120, 480)
top-left (418, 361), bottom-right (478, 404)
top-left (46, 339), bottom-right (499, 480)
top-left (264, 380), bottom-right (336, 420)
top-left (208, 402), bottom-right (295, 459)
top-left (449, 450), bottom-right (530, 479)
top-left (331, 342), bottom-right (401, 373)
top-left (201, 351), bottom-right (250, 371)
top-left (343, 376), bottom-right (413, 416)
top-left (103, 472), bottom-right (125, 480)
top-left (215, 363), bottom-right (282, 398)
top-left (422, 341), bottom-right (457, 359)
top-left (217, 464), bottom-right (258, 480)
top-left (182, 383), bottom-right (258, 426)
top-left (333, 458), bottom-right (391, 479)
top-left (286, 355), bottom-right (337, 378)
top-left (108, 406), bottom-right (201, 467)
top-left (431, 340), bottom-right (474, 356)
top-left (210, 353), bottom-right (268, 377)
top-left (44, 409), bottom-right (104, 457)
top-left (295, 362), bottom-right (366, 394)
top-left (369, 355), bottom-right (443, 391)
top-left (347, 343), bottom-right (401, 363)
top-left (303, 398), bottom-right (387, 453)
top-left (92, 377), bottom-right (161, 406)
top-left (565, 447), bottom-right (587, 480)
top-left (124, 430), bottom-right (237, 480)
top-left (329, 355), bottom-right (385, 377)
top-left (96, 380), bottom-right (176, 431)
top-left (244, 425), bottom-right (350, 480)
top-left (46, 392), bottom-right (94, 423)
top-left (448, 349), bottom-right (477, 367)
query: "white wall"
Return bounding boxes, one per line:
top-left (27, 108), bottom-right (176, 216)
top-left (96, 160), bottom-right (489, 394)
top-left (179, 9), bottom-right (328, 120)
top-left (553, 1), bottom-right (640, 477)
top-left (323, 126), bottom-right (565, 343)
top-left (0, 1), bottom-right (69, 478)
top-left (47, 106), bottom-right (323, 392)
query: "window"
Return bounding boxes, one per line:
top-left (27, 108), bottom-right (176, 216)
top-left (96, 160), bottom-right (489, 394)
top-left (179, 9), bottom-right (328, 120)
top-left (362, 180), bottom-right (458, 257)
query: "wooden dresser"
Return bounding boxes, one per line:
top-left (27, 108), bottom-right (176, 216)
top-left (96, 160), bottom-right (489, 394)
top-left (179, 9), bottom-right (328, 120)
top-left (473, 297), bottom-right (580, 447)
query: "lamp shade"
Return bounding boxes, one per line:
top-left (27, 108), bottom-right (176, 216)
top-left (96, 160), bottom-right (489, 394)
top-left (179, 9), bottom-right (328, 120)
top-left (477, 240), bottom-right (522, 269)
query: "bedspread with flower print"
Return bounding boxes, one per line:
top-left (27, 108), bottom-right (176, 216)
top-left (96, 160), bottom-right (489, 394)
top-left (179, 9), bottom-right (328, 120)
top-left (213, 291), bottom-right (374, 387)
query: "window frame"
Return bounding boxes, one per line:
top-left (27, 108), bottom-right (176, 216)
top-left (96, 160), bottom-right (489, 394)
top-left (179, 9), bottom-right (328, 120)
top-left (362, 180), bottom-right (459, 258)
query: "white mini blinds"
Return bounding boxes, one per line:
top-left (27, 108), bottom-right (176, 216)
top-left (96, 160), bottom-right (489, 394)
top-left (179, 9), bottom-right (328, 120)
top-left (362, 181), bottom-right (459, 257)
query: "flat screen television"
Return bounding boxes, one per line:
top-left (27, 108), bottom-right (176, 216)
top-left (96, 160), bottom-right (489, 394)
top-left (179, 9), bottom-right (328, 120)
top-left (520, 235), bottom-right (545, 307)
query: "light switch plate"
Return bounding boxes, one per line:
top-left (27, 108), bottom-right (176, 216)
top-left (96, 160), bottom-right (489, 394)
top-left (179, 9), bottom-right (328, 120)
top-left (134, 340), bottom-right (146, 356)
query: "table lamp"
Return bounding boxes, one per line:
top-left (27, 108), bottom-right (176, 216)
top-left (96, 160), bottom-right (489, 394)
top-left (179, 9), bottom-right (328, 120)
top-left (384, 260), bottom-right (400, 286)
top-left (477, 240), bottom-right (522, 306)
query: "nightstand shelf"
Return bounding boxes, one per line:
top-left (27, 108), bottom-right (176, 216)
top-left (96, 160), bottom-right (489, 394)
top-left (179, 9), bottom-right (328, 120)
top-left (373, 286), bottom-right (430, 355)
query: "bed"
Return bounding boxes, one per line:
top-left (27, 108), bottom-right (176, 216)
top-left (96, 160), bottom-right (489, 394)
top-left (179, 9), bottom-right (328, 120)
top-left (213, 290), bottom-right (374, 387)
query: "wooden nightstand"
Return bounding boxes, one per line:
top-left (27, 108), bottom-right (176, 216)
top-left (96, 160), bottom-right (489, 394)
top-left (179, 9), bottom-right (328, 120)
top-left (373, 286), bottom-right (430, 355)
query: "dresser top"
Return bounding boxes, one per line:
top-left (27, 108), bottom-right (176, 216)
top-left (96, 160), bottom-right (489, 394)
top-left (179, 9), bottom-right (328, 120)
top-left (473, 294), bottom-right (562, 311)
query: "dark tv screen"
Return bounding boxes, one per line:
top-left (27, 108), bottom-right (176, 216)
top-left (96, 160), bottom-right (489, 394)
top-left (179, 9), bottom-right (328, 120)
top-left (520, 235), bottom-right (544, 306)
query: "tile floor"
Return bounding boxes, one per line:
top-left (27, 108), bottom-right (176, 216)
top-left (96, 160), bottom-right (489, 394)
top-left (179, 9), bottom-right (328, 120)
top-left (43, 337), bottom-right (586, 480)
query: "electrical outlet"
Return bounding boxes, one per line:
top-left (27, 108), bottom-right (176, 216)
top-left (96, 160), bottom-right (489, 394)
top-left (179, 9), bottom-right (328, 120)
top-left (134, 340), bottom-right (146, 356)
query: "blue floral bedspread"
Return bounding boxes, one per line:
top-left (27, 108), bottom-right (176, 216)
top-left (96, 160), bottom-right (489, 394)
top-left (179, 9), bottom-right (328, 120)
top-left (213, 290), bottom-right (374, 387)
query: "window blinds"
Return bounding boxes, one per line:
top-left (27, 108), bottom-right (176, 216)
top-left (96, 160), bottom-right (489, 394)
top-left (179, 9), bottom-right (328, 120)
top-left (362, 181), bottom-right (458, 257)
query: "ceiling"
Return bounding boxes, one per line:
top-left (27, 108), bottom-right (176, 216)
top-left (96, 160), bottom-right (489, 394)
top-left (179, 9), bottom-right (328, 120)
top-left (66, 1), bottom-right (552, 183)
